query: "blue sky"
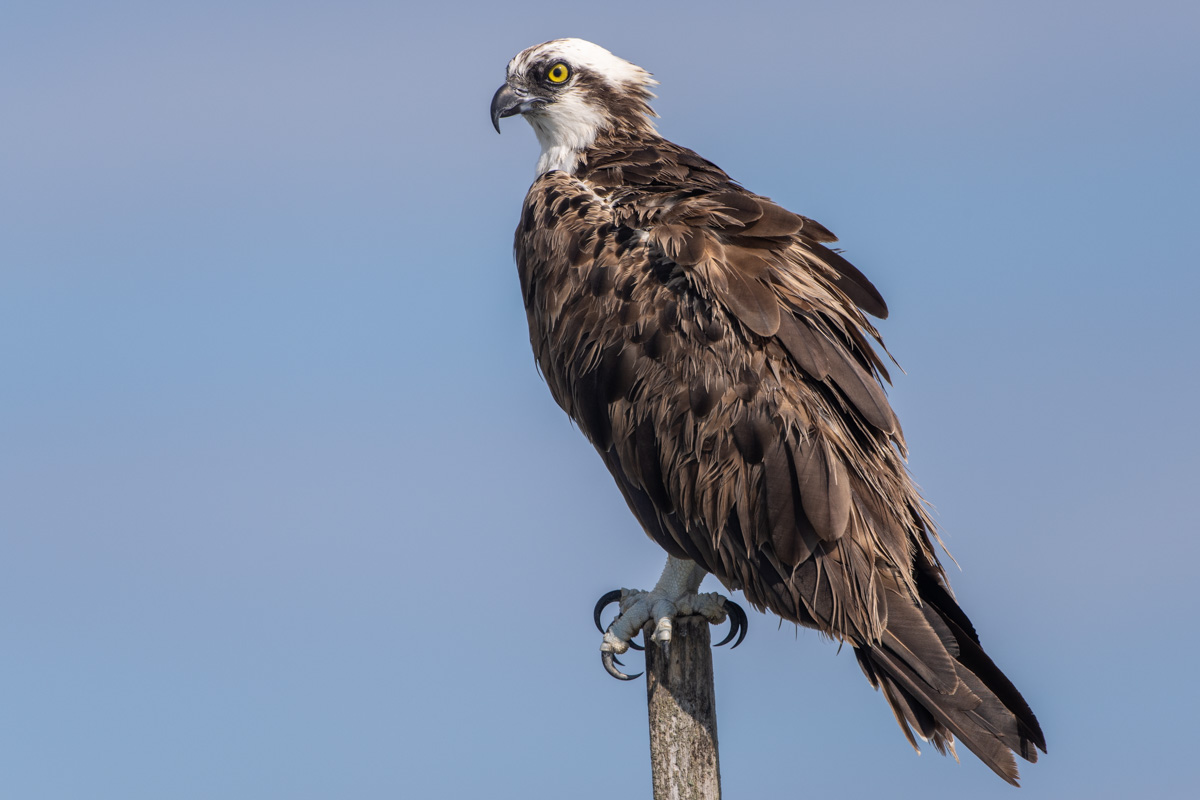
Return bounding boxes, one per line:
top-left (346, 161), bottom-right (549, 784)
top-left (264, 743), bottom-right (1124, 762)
top-left (3, 1), bottom-right (1198, 797)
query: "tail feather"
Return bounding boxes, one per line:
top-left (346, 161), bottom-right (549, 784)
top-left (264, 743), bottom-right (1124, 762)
top-left (868, 643), bottom-right (1022, 785)
top-left (915, 569), bottom-right (1047, 755)
top-left (876, 666), bottom-right (954, 756)
top-left (856, 584), bottom-right (1046, 786)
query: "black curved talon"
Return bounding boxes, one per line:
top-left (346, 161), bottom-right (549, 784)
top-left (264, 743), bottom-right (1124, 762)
top-left (593, 590), bottom-right (622, 634)
top-left (593, 589), bottom-right (644, 651)
top-left (714, 599), bottom-right (749, 648)
top-left (602, 650), bottom-right (642, 681)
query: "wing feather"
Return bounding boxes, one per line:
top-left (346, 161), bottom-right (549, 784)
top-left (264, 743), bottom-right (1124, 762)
top-left (718, 267), bottom-right (781, 337)
top-left (793, 436), bottom-right (852, 542)
top-left (804, 240), bottom-right (890, 319)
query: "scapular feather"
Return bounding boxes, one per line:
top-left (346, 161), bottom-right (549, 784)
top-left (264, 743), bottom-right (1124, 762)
top-left (807, 241), bottom-right (890, 319)
top-left (822, 339), bottom-right (899, 434)
top-left (711, 190), bottom-right (764, 225)
top-left (740, 200), bottom-right (805, 237)
top-left (775, 313), bottom-right (832, 380)
top-left (725, 244), bottom-right (774, 281)
top-left (721, 268), bottom-right (781, 337)
top-left (798, 215), bottom-right (838, 243)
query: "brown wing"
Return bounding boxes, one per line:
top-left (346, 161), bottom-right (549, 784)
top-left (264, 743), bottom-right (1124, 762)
top-left (516, 152), bottom-right (1044, 783)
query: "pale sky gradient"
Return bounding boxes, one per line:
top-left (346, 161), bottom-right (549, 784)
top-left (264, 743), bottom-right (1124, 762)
top-left (3, 2), bottom-right (1198, 797)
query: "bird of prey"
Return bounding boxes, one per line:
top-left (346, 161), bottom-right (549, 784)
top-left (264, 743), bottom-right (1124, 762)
top-left (491, 38), bottom-right (1045, 785)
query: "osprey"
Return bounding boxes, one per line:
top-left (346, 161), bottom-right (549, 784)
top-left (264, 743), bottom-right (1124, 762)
top-left (492, 38), bottom-right (1045, 785)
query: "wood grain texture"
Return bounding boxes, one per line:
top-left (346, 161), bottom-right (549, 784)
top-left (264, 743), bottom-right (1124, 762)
top-left (644, 616), bottom-right (721, 800)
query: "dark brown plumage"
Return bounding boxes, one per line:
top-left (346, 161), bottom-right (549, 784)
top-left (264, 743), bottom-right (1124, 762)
top-left (497, 39), bottom-right (1045, 786)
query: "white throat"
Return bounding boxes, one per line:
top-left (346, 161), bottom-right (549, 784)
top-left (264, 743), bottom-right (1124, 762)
top-left (526, 92), bottom-right (606, 175)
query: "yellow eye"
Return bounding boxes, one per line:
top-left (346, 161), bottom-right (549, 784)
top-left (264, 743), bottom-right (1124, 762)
top-left (546, 62), bottom-right (570, 84)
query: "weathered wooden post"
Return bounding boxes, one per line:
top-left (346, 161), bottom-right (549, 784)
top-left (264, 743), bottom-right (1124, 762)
top-left (643, 615), bottom-right (722, 800)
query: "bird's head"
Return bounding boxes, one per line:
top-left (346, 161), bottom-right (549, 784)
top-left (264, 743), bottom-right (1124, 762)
top-left (491, 39), bottom-right (657, 174)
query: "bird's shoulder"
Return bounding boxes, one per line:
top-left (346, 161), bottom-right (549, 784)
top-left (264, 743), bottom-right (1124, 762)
top-left (516, 133), bottom-right (900, 439)
top-left (575, 133), bottom-right (891, 321)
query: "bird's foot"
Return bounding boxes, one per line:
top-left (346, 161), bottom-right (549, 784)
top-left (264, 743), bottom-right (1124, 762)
top-left (592, 585), bottom-right (748, 680)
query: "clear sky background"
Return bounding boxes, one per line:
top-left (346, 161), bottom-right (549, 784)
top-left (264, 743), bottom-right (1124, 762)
top-left (3, 1), bottom-right (1198, 797)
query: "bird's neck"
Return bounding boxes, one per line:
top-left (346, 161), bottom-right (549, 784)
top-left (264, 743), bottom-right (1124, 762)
top-left (529, 110), bottom-right (656, 176)
top-left (569, 128), bottom-right (664, 178)
top-left (535, 139), bottom-right (588, 176)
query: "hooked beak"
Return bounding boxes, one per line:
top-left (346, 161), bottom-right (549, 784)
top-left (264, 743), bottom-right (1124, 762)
top-left (490, 83), bottom-right (547, 134)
